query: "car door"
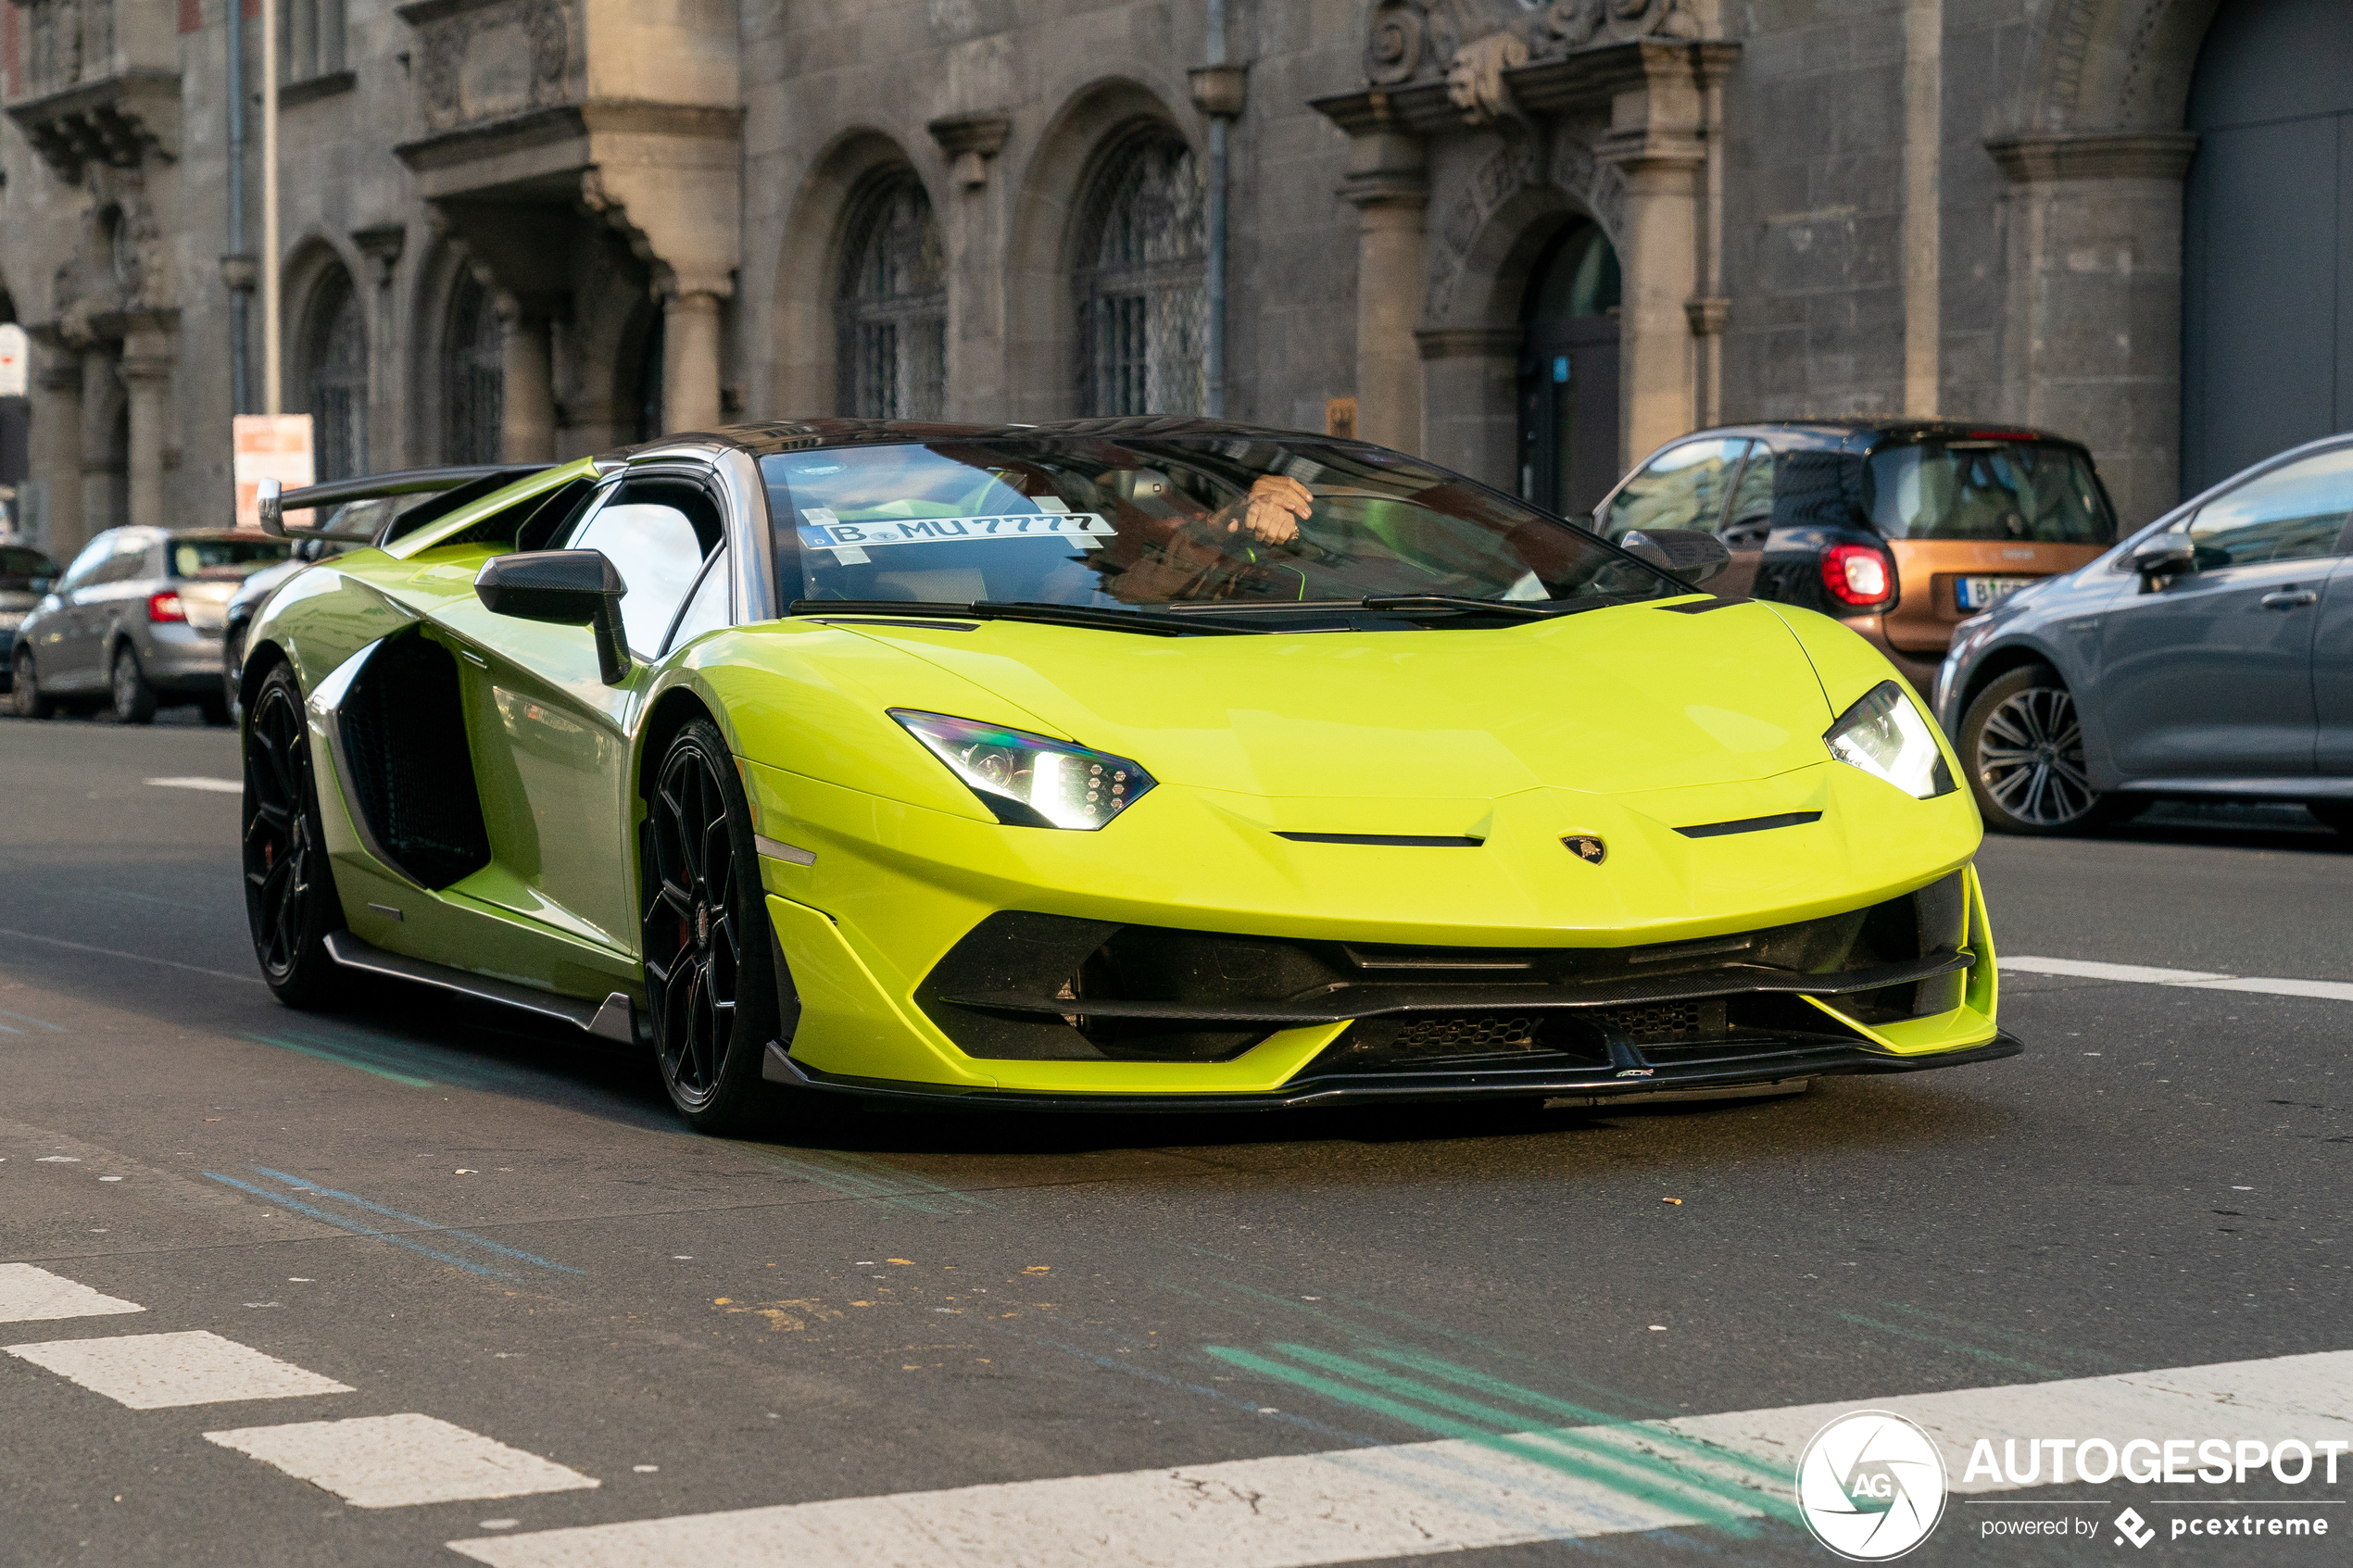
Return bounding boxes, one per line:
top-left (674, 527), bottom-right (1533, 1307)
top-left (2306, 495), bottom-right (2353, 775)
top-left (1713, 440), bottom-right (1774, 598)
top-left (2095, 445), bottom-right (2352, 780)
top-left (37, 534), bottom-right (114, 690)
top-left (441, 469), bottom-right (732, 953)
top-left (1595, 437), bottom-right (1746, 543)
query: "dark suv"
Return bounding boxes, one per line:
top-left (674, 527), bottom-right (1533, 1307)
top-left (1590, 419), bottom-right (2120, 687)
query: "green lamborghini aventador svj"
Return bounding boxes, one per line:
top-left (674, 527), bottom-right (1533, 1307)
top-left (240, 419), bottom-right (2016, 1133)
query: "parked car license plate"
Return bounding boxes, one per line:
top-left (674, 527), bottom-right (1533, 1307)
top-left (1956, 575), bottom-right (2035, 610)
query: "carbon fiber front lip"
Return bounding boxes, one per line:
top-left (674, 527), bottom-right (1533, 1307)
top-left (761, 1033), bottom-right (2022, 1114)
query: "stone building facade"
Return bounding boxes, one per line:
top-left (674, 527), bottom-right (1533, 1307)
top-left (1, 0), bottom-right (2343, 567)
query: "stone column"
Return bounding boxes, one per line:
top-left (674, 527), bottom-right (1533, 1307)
top-left (1599, 44), bottom-right (1706, 469)
top-left (497, 290), bottom-right (557, 463)
top-left (928, 112), bottom-right (1013, 422)
top-left (81, 352), bottom-right (118, 534)
top-left (1415, 328), bottom-right (1521, 489)
top-left (34, 349), bottom-right (84, 558)
top-left (661, 284), bottom-right (725, 435)
top-left (120, 331), bottom-right (175, 533)
top-left (353, 224), bottom-right (407, 469)
top-left (1986, 132), bottom-right (2196, 527)
top-left (1340, 130), bottom-right (1428, 455)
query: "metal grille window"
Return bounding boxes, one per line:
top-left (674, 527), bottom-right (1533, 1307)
top-left (304, 270), bottom-right (367, 482)
top-left (444, 272), bottom-right (503, 465)
top-left (836, 175), bottom-right (946, 420)
top-left (1075, 127), bottom-right (1207, 417)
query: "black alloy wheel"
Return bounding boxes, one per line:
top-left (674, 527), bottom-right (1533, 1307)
top-left (1959, 665), bottom-right (2122, 835)
top-left (110, 644), bottom-right (157, 724)
top-left (642, 718), bottom-right (789, 1134)
top-left (13, 650), bottom-right (55, 719)
top-left (242, 662), bottom-right (344, 1004)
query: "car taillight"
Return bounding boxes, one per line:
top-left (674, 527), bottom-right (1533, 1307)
top-left (146, 591), bottom-right (186, 623)
top-left (1820, 545), bottom-right (1891, 608)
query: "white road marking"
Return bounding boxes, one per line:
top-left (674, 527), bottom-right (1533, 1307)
top-left (5, 1329), bottom-right (353, 1408)
top-left (445, 1350), bottom-right (2353, 1568)
top-left (145, 776), bottom-right (244, 794)
top-left (206, 1413), bottom-right (601, 1508)
top-left (0, 1263), bottom-right (145, 1323)
top-left (2004, 954), bottom-right (2353, 1001)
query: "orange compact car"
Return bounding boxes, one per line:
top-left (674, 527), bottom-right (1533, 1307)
top-left (1591, 420), bottom-right (2120, 688)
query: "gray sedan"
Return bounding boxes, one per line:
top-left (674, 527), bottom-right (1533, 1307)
top-left (1934, 433), bottom-right (2353, 834)
top-left (12, 528), bottom-right (291, 723)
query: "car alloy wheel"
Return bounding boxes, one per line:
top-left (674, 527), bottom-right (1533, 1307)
top-left (642, 718), bottom-right (787, 1133)
top-left (13, 650), bottom-right (54, 719)
top-left (1961, 666), bottom-right (2109, 834)
top-left (111, 645), bottom-right (157, 724)
top-left (242, 663), bottom-right (343, 1004)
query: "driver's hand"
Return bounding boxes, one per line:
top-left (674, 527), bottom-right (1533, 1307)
top-left (1227, 474), bottom-right (1313, 546)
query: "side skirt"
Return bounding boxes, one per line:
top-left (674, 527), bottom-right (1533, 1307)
top-left (323, 932), bottom-right (640, 1045)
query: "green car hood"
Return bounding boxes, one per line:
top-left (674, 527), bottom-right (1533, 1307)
top-left (834, 600), bottom-right (1834, 809)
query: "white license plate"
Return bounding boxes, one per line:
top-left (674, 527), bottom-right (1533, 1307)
top-left (1956, 575), bottom-right (2035, 610)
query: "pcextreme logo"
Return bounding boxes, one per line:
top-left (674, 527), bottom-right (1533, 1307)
top-left (1796, 1411), bottom-right (1949, 1561)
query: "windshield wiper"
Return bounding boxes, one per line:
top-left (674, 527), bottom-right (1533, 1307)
top-left (1354, 595), bottom-right (1567, 620)
top-left (787, 599), bottom-right (1265, 636)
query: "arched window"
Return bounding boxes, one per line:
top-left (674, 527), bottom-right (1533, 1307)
top-left (1074, 125), bottom-right (1206, 417)
top-left (444, 270), bottom-right (503, 465)
top-left (836, 173), bottom-right (947, 420)
top-left (303, 268), bottom-right (367, 482)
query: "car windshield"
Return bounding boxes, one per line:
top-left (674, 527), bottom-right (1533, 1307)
top-left (1867, 440), bottom-right (2115, 545)
top-left (763, 436), bottom-right (1675, 621)
top-left (170, 536), bottom-right (293, 582)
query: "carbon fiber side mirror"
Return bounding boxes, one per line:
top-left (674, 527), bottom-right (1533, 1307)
top-left (474, 549), bottom-right (633, 684)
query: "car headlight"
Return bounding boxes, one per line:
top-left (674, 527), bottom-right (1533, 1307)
top-left (1824, 682), bottom-right (1956, 799)
top-left (889, 709), bottom-right (1156, 829)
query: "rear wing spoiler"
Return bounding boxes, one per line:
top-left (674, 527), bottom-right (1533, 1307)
top-left (257, 464), bottom-right (549, 545)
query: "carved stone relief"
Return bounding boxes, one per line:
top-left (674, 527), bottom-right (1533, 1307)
top-left (415, 0), bottom-right (574, 133)
top-left (1365, 0), bottom-right (1695, 103)
top-left (1420, 120), bottom-right (1619, 324)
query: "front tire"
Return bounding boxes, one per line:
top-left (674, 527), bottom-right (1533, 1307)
top-left (110, 645), bottom-right (157, 724)
top-left (12, 650), bottom-right (55, 719)
top-left (642, 718), bottom-right (790, 1135)
top-left (242, 662), bottom-right (345, 1005)
top-left (1958, 665), bottom-right (2120, 835)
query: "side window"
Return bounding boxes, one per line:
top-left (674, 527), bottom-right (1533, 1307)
top-left (1722, 442), bottom-right (1775, 539)
top-left (662, 551), bottom-right (733, 654)
top-left (564, 479), bottom-right (724, 654)
top-left (2183, 447), bottom-right (2353, 570)
top-left (98, 537), bottom-right (154, 584)
top-left (1601, 438), bottom-right (1746, 539)
top-left (58, 535), bottom-right (114, 594)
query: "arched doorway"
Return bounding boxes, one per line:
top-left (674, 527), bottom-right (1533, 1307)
top-left (1515, 220), bottom-right (1620, 520)
top-left (2183, 0), bottom-right (2353, 494)
top-left (443, 271), bottom-right (503, 465)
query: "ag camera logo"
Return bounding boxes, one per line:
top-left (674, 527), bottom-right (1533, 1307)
top-left (1796, 1411), bottom-right (1948, 1561)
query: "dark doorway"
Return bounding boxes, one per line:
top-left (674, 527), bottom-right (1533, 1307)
top-left (2182, 0), bottom-right (2353, 495)
top-left (1516, 220), bottom-right (1621, 521)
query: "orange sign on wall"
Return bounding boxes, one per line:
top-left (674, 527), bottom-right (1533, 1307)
top-left (233, 414), bottom-right (314, 531)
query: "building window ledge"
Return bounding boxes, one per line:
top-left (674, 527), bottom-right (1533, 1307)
top-left (281, 70), bottom-right (359, 110)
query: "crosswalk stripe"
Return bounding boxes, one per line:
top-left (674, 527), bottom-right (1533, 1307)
top-left (2004, 954), bottom-right (2353, 1001)
top-left (5, 1329), bottom-right (354, 1409)
top-left (0, 1262), bottom-right (145, 1324)
top-left (206, 1413), bottom-right (601, 1508)
top-left (443, 1350), bottom-right (2353, 1568)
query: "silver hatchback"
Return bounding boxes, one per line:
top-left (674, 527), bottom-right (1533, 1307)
top-left (11, 528), bottom-right (292, 723)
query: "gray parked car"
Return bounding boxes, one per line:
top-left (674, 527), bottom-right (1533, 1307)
top-left (1933, 433), bottom-right (2353, 835)
top-left (11, 528), bottom-right (292, 723)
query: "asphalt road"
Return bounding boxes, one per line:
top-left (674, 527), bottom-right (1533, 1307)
top-left (1, 710), bottom-right (2347, 1566)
